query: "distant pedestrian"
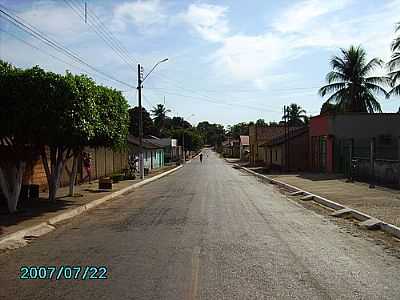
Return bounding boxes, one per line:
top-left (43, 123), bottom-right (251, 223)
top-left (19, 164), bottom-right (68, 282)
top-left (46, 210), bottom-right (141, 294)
top-left (199, 153), bottom-right (203, 164)
top-left (82, 152), bottom-right (92, 184)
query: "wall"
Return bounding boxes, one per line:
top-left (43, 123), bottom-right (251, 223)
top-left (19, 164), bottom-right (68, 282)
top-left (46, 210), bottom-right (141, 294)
top-left (331, 114), bottom-right (400, 140)
top-left (356, 158), bottom-right (400, 187)
top-left (263, 130), bottom-right (309, 171)
top-left (270, 145), bottom-right (283, 167)
top-left (249, 125), bottom-right (298, 166)
top-left (128, 145), bottom-right (165, 171)
top-left (25, 147), bottom-right (129, 189)
top-left (288, 130), bottom-right (309, 171)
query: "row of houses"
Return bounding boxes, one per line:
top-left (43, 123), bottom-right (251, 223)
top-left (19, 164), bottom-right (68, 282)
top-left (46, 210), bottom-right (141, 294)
top-left (222, 136), bottom-right (250, 160)
top-left (12, 135), bottom-right (182, 190)
top-left (230, 113), bottom-right (400, 187)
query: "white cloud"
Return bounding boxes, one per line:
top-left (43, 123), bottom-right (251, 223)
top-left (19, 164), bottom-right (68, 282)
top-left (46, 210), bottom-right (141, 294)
top-left (273, 0), bottom-right (351, 33)
top-left (213, 33), bottom-right (295, 83)
top-left (211, 0), bottom-right (400, 87)
top-left (113, 0), bottom-right (166, 32)
top-left (17, 1), bottom-right (86, 39)
top-left (182, 3), bottom-right (229, 42)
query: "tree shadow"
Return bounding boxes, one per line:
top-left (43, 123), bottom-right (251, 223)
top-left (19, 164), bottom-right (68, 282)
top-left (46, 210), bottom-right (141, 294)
top-left (0, 196), bottom-right (76, 229)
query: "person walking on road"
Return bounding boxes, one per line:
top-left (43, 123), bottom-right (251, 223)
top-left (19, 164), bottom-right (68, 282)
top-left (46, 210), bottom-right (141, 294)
top-left (199, 153), bottom-right (203, 164)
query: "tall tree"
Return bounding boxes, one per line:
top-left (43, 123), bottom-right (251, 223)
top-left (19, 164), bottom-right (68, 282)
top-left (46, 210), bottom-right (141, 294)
top-left (197, 121), bottom-right (225, 145)
top-left (36, 70), bottom-right (105, 202)
top-left (0, 61), bottom-right (39, 212)
top-left (227, 122), bottom-right (249, 139)
top-left (128, 107), bottom-right (159, 137)
top-left (283, 103), bottom-right (307, 126)
top-left (165, 116), bottom-right (191, 130)
top-left (319, 45), bottom-right (390, 113)
top-left (388, 23), bottom-right (400, 96)
top-left (151, 104), bottom-right (171, 133)
top-left (255, 119), bottom-right (266, 126)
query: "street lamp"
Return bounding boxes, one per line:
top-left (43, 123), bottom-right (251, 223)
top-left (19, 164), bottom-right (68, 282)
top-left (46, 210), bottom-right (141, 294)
top-left (137, 58), bottom-right (168, 179)
top-left (182, 114), bottom-right (195, 163)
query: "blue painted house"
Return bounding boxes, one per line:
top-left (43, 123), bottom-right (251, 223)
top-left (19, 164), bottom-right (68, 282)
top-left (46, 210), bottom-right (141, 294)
top-left (127, 135), bottom-right (165, 171)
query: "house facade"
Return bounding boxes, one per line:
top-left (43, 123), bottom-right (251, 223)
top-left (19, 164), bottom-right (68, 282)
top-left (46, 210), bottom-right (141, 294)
top-left (145, 137), bottom-right (181, 163)
top-left (309, 113), bottom-right (400, 186)
top-left (261, 127), bottom-right (309, 171)
top-left (222, 139), bottom-right (240, 158)
top-left (249, 124), bottom-right (303, 166)
top-left (128, 136), bottom-right (165, 171)
top-left (239, 135), bottom-right (250, 161)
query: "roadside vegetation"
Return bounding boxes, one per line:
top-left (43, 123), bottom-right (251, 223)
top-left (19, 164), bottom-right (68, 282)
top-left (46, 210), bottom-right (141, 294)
top-left (0, 61), bottom-right (129, 212)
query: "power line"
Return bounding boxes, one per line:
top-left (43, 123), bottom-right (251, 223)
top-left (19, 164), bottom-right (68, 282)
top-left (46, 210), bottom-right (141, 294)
top-left (0, 28), bottom-right (90, 73)
top-left (144, 86), bottom-right (321, 94)
top-left (142, 93), bottom-right (154, 109)
top-left (82, 0), bottom-right (137, 66)
top-left (147, 88), bottom-right (281, 113)
top-left (0, 4), bottom-right (135, 88)
top-left (63, 0), bottom-right (137, 69)
top-left (0, 28), bottom-right (140, 87)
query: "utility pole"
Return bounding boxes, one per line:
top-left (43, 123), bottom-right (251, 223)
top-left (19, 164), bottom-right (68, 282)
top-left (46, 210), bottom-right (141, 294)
top-left (136, 58), bottom-right (168, 178)
top-left (182, 131), bottom-right (185, 163)
top-left (284, 105), bottom-right (288, 171)
top-left (137, 64), bottom-right (144, 179)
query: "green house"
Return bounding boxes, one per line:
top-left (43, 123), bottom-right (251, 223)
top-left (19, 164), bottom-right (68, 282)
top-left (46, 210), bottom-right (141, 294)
top-left (127, 135), bottom-right (165, 171)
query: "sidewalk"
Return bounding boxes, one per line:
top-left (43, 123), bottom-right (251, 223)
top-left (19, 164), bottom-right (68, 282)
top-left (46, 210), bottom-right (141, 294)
top-left (0, 165), bottom-right (177, 241)
top-left (265, 173), bottom-right (400, 228)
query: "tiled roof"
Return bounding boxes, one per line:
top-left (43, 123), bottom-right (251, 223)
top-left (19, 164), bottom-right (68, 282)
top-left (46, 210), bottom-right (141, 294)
top-left (127, 135), bottom-right (163, 149)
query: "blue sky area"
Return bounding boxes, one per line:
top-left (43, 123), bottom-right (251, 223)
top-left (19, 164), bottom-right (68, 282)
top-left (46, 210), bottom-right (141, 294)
top-left (1, 0), bottom-right (399, 126)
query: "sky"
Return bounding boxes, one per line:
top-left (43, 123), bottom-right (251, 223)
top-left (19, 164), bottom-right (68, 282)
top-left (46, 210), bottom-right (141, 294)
top-left (0, 0), bottom-right (399, 126)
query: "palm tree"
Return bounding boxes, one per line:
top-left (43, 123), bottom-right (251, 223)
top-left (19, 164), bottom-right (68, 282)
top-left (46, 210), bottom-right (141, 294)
top-left (151, 104), bottom-right (171, 132)
top-left (388, 23), bottom-right (400, 96)
top-left (319, 45), bottom-right (390, 113)
top-left (283, 103), bottom-right (307, 126)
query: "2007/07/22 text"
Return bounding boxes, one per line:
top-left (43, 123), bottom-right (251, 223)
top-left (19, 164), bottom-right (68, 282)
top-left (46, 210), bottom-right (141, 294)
top-left (19, 266), bottom-right (108, 280)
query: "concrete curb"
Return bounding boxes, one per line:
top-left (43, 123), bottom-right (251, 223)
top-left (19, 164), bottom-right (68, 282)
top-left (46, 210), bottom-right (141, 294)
top-left (239, 166), bottom-right (400, 239)
top-left (187, 152), bottom-right (202, 163)
top-left (0, 165), bottom-right (183, 251)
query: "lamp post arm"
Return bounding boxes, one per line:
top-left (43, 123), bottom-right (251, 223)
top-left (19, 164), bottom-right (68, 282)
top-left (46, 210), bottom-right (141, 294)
top-left (142, 58), bottom-right (168, 83)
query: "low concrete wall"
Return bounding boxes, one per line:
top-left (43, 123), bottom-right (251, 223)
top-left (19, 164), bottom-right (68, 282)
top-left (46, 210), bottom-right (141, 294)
top-left (355, 158), bottom-right (400, 187)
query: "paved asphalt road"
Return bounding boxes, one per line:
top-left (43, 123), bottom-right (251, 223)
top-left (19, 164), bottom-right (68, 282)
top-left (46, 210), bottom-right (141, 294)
top-left (1, 149), bottom-right (400, 299)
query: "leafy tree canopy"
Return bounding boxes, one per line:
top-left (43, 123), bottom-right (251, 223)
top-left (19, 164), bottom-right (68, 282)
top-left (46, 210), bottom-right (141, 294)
top-left (128, 106), bottom-right (159, 137)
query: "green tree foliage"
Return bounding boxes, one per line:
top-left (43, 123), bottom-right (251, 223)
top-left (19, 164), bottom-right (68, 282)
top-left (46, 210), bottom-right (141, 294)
top-left (388, 23), bottom-right (400, 96)
top-left (0, 61), bottom-right (39, 212)
top-left (0, 61), bottom-right (130, 208)
top-left (94, 86), bottom-right (129, 150)
top-left (320, 102), bottom-right (337, 115)
top-left (168, 128), bottom-right (202, 152)
top-left (319, 45), bottom-right (390, 113)
top-left (151, 104), bottom-right (171, 134)
top-left (255, 119), bottom-right (266, 126)
top-left (197, 121), bottom-right (225, 145)
top-left (227, 122), bottom-right (249, 139)
top-left (128, 106), bottom-right (159, 137)
top-left (283, 103), bottom-right (308, 126)
top-left (165, 116), bottom-right (192, 130)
